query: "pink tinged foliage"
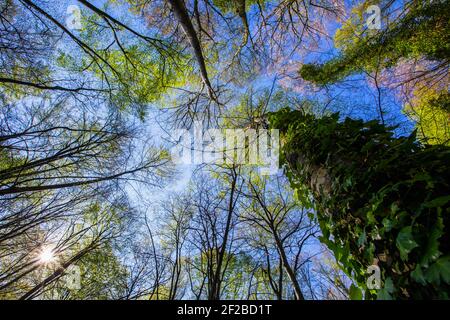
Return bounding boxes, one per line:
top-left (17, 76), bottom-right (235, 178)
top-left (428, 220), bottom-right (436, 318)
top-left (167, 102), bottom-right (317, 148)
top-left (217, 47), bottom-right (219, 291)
top-left (265, 0), bottom-right (345, 92)
top-left (373, 58), bottom-right (449, 102)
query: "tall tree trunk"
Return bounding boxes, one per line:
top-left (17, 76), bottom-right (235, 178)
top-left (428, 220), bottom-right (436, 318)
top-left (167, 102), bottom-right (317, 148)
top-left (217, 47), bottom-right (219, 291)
top-left (272, 229), bottom-right (305, 300)
top-left (167, 0), bottom-right (216, 100)
top-left (269, 109), bottom-right (450, 299)
top-left (209, 166), bottom-right (238, 300)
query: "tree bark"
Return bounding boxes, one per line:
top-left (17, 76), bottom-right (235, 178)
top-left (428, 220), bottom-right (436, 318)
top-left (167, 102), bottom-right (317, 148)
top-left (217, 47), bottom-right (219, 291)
top-left (167, 0), bottom-right (216, 100)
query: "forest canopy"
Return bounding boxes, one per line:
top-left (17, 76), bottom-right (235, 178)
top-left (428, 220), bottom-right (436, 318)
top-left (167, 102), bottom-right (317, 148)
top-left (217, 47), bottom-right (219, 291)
top-left (0, 0), bottom-right (449, 301)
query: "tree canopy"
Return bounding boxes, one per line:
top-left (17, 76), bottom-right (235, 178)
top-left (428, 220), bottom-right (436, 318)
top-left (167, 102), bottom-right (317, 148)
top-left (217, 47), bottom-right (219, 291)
top-left (0, 0), bottom-right (448, 301)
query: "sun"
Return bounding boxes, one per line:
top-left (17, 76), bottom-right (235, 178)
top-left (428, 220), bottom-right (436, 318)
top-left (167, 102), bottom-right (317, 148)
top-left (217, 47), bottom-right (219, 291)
top-left (38, 246), bottom-right (57, 264)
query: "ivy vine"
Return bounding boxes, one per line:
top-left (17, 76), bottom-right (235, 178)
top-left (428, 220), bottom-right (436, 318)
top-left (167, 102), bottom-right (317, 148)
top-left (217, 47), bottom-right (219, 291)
top-left (269, 108), bottom-right (450, 299)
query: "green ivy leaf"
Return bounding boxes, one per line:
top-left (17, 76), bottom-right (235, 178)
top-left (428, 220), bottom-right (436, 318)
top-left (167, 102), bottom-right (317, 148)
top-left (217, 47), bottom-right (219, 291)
top-left (349, 284), bottom-right (363, 300)
top-left (411, 266), bottom-right (426, 285)
top-left (382, 217), bottom-right (393, 232)
top-left (425, 195), bottom-right (450, 208)
top-left (377, 277), bottom-right (394, 300)
top-left (425, 256), bottom-right (450, 285)
top-left (357, 229), bottom-right (367, 247)
top-left (420, 213), bottom-right (443, 267)
top-left (396, 226), bottom-right (418, 260)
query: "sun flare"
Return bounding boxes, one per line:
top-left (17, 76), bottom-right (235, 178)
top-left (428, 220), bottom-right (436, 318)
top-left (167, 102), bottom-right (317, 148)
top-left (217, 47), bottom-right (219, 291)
top-left (38, 246), bottom-right (57, 264)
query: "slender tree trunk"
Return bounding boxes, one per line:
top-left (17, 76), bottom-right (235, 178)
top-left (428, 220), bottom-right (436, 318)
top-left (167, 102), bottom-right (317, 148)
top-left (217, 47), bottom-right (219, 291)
top-left (272, 230), bottom-right (305, 300)
top-left (167, 0), bottom-right (216, 100)
top-left (209, 167), bottom-right (238, 300)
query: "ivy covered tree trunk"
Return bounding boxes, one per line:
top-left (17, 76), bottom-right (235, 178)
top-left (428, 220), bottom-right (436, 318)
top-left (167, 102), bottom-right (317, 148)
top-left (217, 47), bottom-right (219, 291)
top-left (269, 109), bottom-right (450, 299)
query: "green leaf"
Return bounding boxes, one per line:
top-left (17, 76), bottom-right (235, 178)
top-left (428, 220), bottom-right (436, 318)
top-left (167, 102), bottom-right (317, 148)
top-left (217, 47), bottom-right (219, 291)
top-left (357, 229), bottom-right (367, 246)
top-left (439, 257), bottom-right (450, 284)
top-left (396, 226), bottom-right (418, 260)
top-left (411, 266), bottom-right (426, 285)
top-left (382, 217), bottom-right (393, 232)
top-left (425, 195), bottom-right (450, 208)
top-left (420, 213), bottom-right (443, 267)
top-left (425, 256), bottom-right (450, 285)
top-left (349, 284), bottom-right (363, 300)
top-left (377, 277), bottom-right (394, 300)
